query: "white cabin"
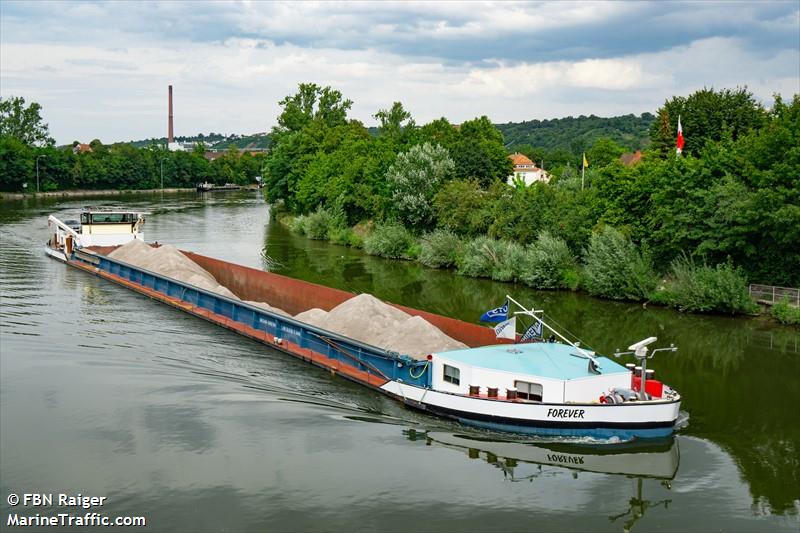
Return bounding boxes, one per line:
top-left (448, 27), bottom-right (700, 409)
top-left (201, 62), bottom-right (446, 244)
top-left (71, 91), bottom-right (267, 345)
top-left (431, 342), bottom-right (631, 403)
top-left (47, 210), bottom-right (145, 258)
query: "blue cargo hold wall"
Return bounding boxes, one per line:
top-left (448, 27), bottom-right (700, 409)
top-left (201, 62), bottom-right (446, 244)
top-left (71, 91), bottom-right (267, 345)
top-left (82, 253), bottom-right (432, 388)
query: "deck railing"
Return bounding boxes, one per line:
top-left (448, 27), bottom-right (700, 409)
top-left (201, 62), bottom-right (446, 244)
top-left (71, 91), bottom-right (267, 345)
top-left (749, 284), bottom-right (800, 307)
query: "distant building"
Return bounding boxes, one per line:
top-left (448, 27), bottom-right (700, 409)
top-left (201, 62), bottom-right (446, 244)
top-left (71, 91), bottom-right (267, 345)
top-left (72, 143), bottom-right (93, 154)
top-left (167, 142), bottom-right (186, 152)
top-left (620, 150), bottom-right (643, 166)
top-left (204, 151), bottom-right (226, 161)
top-left (508, 153), bottom-right (550, 185)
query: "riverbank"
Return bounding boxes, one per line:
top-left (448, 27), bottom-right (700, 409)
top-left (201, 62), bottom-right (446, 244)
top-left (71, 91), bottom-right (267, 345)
top-left (278, 211), bottom-right (800, 327)
top-left (0, 187), bottom-right (195, 201)
top-left (0, 185), bottom-right (263, 201)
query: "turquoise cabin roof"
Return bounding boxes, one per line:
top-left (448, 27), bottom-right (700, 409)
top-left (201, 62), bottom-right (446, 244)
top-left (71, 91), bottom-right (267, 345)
top-left (437, 342), bottom-right (629, 381)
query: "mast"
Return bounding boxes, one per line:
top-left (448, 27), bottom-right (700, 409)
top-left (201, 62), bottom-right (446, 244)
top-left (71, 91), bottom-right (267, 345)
top-left (505, 294), bottom-right (600, 368)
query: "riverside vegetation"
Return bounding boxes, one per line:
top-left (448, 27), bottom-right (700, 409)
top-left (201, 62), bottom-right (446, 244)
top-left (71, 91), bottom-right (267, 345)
top-left (3, 86), bottom-right (798, 319)
top-left (0, 96), bottom-right (266, 192)
top-left (270, 84), bottom-right (798, 319)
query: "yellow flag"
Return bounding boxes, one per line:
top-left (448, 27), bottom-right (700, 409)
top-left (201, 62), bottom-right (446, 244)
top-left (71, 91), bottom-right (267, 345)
top-left (583, 153), bottom-right (589, 168)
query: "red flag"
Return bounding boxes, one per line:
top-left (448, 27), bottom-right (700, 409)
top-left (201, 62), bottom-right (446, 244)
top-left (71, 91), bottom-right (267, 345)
top-left (676, 115), bottom-right (684, 155)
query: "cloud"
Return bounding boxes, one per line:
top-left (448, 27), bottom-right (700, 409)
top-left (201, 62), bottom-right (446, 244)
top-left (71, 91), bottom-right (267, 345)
top-left (1, 1), bottom-right (797, 143)
top-left (4, 1), bottom-right (797, 61)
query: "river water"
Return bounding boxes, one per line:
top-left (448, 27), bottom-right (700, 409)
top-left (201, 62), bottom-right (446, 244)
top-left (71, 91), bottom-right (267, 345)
top-left (1, 192), bottom-right (798, 532)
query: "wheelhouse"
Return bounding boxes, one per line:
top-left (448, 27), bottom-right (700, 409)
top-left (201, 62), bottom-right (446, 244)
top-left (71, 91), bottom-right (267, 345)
top-left (47, 209), bottom-right (146, 255)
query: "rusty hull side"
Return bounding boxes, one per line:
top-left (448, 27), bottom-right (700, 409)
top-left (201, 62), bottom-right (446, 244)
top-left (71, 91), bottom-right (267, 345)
top-left (186, 251), bottom-right (502, 348)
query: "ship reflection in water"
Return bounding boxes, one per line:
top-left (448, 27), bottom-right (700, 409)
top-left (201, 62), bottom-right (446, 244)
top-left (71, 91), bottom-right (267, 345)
top-left (406, 429), bottom-right (679, 533)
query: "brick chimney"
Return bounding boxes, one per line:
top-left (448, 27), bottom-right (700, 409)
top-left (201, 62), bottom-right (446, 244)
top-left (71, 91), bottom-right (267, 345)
top-left (168, 85), bottom-right (174, 144)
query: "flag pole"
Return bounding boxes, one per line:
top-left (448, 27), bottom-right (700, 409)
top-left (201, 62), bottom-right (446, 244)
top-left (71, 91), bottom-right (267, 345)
top-left (581, 153), bottom-right (585, 191)
top-left (505, 294), bottom-right (598, 366)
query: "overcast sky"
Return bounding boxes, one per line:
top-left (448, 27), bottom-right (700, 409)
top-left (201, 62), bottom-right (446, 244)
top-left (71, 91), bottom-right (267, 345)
top-left (1, 1), bottom-right (798, 144)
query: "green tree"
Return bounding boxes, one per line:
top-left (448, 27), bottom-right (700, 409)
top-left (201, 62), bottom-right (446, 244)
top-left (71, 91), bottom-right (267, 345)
top-left (272, 83), bottom-right (352, 138)
top-left (0, 136), bottom-right (33, 191)
top-left (649, 87), bottom-right (766, 157)
top-left (0, 96), bottom-right (54, 146)
top-left (452, 116), bottom-right (512, 187)
top-left (386, 142), bottom-right (454, 229)
top-left (265, 84), bottom-right (354, 207)
top-left (433, 179), bottom-right (499, 236)
top-left (587, 137), bottom-right (625, 168)
top-left (418, 117), bottom-right (459, 154)
top-left (374, 101), bottom-right (414, 140)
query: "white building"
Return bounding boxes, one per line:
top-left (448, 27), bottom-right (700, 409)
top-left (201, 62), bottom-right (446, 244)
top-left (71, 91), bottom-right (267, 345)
top-left (508, 153), bottom-right (550, 185)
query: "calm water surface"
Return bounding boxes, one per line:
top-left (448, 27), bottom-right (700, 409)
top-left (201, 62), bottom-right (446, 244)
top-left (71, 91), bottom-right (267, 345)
top-left (1, 192), bottom-right (798, 532)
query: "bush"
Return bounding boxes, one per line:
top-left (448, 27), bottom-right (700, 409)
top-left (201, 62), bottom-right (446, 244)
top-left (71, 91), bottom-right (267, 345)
top-left (771, 297), bottom-right (800, 325)
top-left (519, 231), bottom-right (578, 289)
top-left (655, 255), bottom-right (758, 314)
top-left (419, 229), bottom-right (462, 268)
top-left (289, 215), bottom-right (308, 235)
top-left (492, 242), bottom-right (525, 282)
top-left (304, 207), bottom-right (335, 240)
top-left (329, 227), bottom-right (363, 248)
top-left (363, 223), bottom-right (417, 259)
top-left (583, 226), bottom-right (657, 300)
top-left (457, 236), bottom-right (525, 282)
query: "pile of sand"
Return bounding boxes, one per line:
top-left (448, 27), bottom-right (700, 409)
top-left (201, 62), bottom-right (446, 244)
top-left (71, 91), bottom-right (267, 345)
top-left (109, 242), bottom-right (465, 358)
top-left (294, 307), bottom-right (328, 327)
top-left (375, 315), bottom-right (467, 358)
top-left (107, 238), bottom-right (154, 263)
top-left (109, 241), bottom-right (271, 306)
top-left (292, 294), bottom-right (467, 359)
top-left (321, 294), bottom-right (411, 346)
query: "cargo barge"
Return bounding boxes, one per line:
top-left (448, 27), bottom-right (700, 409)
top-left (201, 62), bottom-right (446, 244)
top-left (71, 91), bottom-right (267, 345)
top-left (46, 210), bottom-right (682, 440)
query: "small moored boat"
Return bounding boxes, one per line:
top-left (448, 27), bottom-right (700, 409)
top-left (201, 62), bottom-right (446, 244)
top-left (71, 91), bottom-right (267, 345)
top-left (196, 182), bottom-right (241, 192)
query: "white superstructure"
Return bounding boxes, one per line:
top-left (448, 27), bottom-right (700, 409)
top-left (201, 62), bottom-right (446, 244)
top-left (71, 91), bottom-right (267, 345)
top-left (46, 210), bottom-right (146, 261)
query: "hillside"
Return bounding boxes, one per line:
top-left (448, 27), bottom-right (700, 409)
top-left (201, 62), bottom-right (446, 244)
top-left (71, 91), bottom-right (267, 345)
top-left (496, 113), bottom-right (655, 152)
top-left (122, 114), bottom-right (652, 153)
top-left (127, 132), bottom-right (271, 150)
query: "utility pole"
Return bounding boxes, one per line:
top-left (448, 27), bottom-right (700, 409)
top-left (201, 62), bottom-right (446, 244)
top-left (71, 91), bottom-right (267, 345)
top-left (160, 158), bottom-right (168, 190)
top-left (36, 155), bottom-right (46, 193)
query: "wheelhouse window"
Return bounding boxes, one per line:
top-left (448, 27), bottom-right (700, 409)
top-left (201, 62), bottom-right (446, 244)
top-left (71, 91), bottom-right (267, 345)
top-left (515, 380), bottom-right (543, 401)
top-left (443, 364), bottom-right (460, 386)
top-left (81, 213), bottom-right (136, 224)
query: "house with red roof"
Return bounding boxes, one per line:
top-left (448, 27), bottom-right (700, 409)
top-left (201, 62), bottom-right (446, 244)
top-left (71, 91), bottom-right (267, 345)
top-left (72, 143), bottom-right (93, 154)
top-left (508, 153), bottom-right (550, 185)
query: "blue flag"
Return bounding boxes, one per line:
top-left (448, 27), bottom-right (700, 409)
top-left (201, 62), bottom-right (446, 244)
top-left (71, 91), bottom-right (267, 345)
top-left (520, 319), bottom-right (543, 342)
top-left (480, 299), bottom-right (509, 323)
